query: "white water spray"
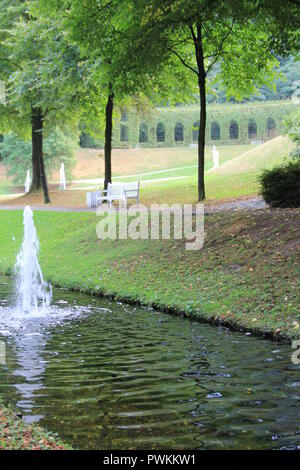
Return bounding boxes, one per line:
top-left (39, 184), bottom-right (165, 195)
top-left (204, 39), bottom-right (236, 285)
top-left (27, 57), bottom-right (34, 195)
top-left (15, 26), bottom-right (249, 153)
top-left (59, 162), bottom-right (66, 190)
top-left (24, 170), bottom-right (31, 194)
top-left (15, 206), bottom-right (52, 313)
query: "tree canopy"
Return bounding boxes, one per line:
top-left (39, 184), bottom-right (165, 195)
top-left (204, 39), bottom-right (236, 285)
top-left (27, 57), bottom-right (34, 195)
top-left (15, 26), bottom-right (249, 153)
top-left (117, 0), bottom-right (299, 199)
top-left (0, 0), bottom-right (85, 201)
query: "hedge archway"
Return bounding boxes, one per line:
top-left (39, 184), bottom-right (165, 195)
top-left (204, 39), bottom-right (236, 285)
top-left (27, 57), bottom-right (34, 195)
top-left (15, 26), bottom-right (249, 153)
top-left (248, 119), bottom-right (257, 139)
top-left (139, 123), bottom-right (148, 143)
top-left (120, 125), bottom-right (128, 142)
top-left (229, 121), bottom-right (239, 140)
top-left (156, 122), bottom-right (165, 142)
top-left (211, 122), bottom-right (220, 140)
top-left (192, 121), bottom-right (199, 141)
top-left (174, 122), bottom-right (184, 142)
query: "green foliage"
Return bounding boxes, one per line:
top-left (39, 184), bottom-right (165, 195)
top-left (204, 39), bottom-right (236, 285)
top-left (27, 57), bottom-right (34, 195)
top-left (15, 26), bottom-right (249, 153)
top-left (120, 0), bottom-right (299, 102)
top-left (0, 1), bottom-right (84, 137)
top-left (259, 160), bottom-right (300, 208)
top-left (0, 128), bottom-right (78, 183)
top-left (0, 399), bottom-right (70, 450)
top-left (79, 132), bottom-right (102, 149)
top-left (60, 0), bottom-right (195, 103)
top-left (284, 108), bottom-right (300, 158)
top-left (209, 56), bottom-right (300, 104)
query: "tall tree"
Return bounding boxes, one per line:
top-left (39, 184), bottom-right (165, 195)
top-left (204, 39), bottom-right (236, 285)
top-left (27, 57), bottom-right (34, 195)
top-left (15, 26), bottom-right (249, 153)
top-left (45, 0), bottom-right (194, 190)
top-left (0, 1), bottom-right (83, 203)
top-left (122, 0), bottom-right (299, 200)
top-left (58, 0), bottom-right (131, 190)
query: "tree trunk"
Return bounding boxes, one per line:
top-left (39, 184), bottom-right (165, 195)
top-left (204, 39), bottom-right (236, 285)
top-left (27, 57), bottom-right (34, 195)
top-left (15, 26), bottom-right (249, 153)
top-left (31, 107), bottom-right (50, 204)
top-left (30, 109), bottom-right (41, 191)
top-left (104, 84), bottom-right (114, 190)
top-left (194, 23), bottom-right (207, 201)
top-left (198, 73), bottom-right (206, 201)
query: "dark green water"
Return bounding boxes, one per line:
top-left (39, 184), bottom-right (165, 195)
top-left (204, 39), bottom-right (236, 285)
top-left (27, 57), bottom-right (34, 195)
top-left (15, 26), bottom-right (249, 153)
top-left (0, 279), bottom-right (299, 450)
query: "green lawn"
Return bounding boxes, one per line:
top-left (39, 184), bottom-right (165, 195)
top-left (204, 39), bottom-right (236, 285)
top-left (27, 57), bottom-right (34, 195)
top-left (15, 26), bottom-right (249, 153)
top-left (72, 136), bottom-right (291, 205)
top-left (114, 144), bottom-right (255, 180)
top-left (0, 138), bottom-right (291, 206)
top-left (0, 208), bottom-right (299, 341)
top-left (69, 144), bottom-right (254, 187)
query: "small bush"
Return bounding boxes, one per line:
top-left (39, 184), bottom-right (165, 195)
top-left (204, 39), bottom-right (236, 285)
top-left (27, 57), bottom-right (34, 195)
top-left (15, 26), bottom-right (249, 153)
top-left (259, 161), bottom-right (300, 208)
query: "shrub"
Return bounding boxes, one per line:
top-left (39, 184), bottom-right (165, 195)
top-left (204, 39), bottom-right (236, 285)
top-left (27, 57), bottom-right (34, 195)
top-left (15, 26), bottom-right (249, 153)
top-left (79, 131), bottom-right (102, 148)
top-left (259, 160), bottom-right (300, 208)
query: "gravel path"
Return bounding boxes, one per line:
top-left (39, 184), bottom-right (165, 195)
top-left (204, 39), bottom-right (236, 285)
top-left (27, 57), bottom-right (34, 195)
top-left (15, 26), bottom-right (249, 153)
top-left (205, 197), bottom-right (267, 214)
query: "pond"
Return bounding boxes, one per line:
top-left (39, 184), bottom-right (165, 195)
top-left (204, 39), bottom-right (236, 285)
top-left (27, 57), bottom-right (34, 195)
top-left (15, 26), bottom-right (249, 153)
top-left (0, 279), bottom-right (299, 450)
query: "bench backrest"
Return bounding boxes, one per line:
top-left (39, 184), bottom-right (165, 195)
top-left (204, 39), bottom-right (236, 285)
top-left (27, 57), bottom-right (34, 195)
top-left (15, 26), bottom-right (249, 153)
top-left (108, 182), bottom-right (139, 198)
top-left (123, 181), bottom-right (139, 197)
top-left (107, 183), bottom-right (124, 198)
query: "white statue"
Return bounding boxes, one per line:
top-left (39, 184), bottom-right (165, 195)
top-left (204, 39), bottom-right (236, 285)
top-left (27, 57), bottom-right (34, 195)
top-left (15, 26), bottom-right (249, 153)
top-left (59, 162), bottom-right (66, 190)
top-left (212, 145), bottom-right (219, 169)
top-left (24, 170), bottom-right (31, 194)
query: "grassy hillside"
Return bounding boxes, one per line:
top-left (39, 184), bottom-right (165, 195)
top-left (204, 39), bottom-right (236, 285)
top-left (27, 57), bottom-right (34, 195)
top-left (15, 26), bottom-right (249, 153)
top-left (142, 136), bottom-right (293, 204)
top-left (207, 135), bottom-right (292, 176)
top-left (71, 144), bottom-right (253, 180)
top-left (0, 144), bottom-right (254, 192)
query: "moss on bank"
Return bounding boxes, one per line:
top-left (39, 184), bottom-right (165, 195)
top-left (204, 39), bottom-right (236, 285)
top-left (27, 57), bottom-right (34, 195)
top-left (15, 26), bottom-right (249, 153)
top-left (0, 208), bottom-right (299, 342)
top-left (0, 400), bottom-right (70, 450)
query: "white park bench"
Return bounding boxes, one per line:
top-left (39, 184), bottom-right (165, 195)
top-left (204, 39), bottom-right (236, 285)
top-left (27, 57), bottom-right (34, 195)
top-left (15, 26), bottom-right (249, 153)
top-left (86, 181), bottom-right (140, 209)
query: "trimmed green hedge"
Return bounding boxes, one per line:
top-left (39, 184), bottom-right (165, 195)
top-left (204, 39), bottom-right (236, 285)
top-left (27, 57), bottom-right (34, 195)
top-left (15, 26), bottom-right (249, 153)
top-left (112, 100), bottom-right (297, 148)
top-left (259, 160), bottom-right (300, 208)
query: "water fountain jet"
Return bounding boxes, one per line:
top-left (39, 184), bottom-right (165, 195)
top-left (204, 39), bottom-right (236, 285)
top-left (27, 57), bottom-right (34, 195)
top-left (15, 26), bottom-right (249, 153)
top-left (15, 206), bottom-right (52, 314)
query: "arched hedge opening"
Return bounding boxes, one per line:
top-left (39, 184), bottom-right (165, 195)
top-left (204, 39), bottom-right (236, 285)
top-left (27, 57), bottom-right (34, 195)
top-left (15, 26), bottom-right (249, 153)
top-left (120, 125), bottom-right (128, 142)
top-left (156, 122), bottom-right (165, 142)
top-left (229, 121), bottom-right (239, 140)
top-left (174, 122), bottom-right (184, 142)
top-left (192, 121), bottom-right (199, 141)
top-left (121, 110), bottom-right (128, 122)
top-left (248, 119), bottom-right (257, 139)
top-left (139, 123), bottom-right (148, 143)
top-left (211, 122), bottom-right (220, 140)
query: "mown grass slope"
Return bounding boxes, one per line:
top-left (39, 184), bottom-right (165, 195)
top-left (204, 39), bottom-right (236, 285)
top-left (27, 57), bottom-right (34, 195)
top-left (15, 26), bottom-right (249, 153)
top-left (0, 208), bottom-right (299, 341)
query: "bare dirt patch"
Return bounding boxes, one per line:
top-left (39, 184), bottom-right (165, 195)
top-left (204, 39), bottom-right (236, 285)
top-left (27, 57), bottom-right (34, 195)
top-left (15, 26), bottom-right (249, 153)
top-left (223, 222), bottom-right (248, 236)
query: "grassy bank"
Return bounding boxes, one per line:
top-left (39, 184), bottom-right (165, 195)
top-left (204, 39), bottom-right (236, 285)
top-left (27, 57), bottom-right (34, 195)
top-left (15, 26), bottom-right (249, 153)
top-left (0, 208), bottom-right (299, 341)
top-left (0, 400), bottom-right (69, 450)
